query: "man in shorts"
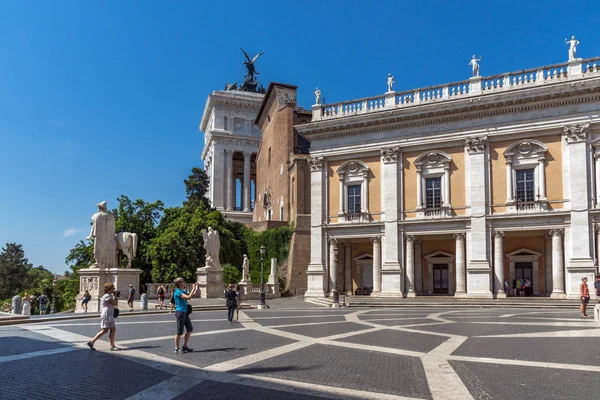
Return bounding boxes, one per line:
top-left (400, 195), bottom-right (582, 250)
top-left (38, 293), bottom-right (48, 315)
top-left (173, 278), bottom-right (198, 353)
top-left (127, 284), bottom-right (135, 312)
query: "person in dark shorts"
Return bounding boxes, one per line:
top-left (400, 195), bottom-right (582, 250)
top-left (38, 293), bottom-right (48, 315)
top-left (127, 284), bottom-right (135, 311)
top-left (173, 278), bottom-right (198, 353)
top-left (580, 277), bottom-right (590, 318)
top-left (157, 285), bottom-right (166, 308)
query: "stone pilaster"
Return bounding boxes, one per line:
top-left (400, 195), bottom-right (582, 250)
top-left (405, 235), bottom-right (416, 297)
top-left (305, 156), bottom-right (326, 297)
top-left (550, 229), bottom-right (566, 299)
top-left (454, 233), bottom-right (467, 298)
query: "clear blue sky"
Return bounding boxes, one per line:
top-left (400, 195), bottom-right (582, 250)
top-left (1, 1), bottom-right (598, 274)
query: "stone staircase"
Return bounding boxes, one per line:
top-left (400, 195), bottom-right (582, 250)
top-left (345, 296), bottom-right (583, 309)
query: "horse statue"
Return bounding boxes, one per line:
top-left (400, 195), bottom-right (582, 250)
top-left (116, 232), bottom-right (138, 268)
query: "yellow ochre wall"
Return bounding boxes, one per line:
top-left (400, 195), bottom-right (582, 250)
top-left (402, 147), bottom-right (466, 218)
top-left (327, 157), bottom-right (381, 222)
top-left (490, 135), bottom-right (563, 212)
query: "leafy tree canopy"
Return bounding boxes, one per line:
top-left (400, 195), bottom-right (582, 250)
top-left (0, 243), bottom-right (33, 299)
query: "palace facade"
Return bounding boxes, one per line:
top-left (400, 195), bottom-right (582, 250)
top-left (297, 56), bottom-right (600, 299)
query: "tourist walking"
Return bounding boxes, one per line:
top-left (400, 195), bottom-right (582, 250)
top-left (503, 279), bottom-right (509, 296)
top-left (235, 284), bottom-right (242, 320)
top-left (225, 284), bottom-right (237, 323)
top-left (81, 290), bottom-right (92, 312)
top-left (22, 293), bottom-right (31, 316)
top-left (157, 285), bottom-right (166, 308)
top-left (580, 277), bottom-right (590, 318)
top-left (38, 293), bottom-right (48, 315)
top-left (173, 278), bottom-right (198, 353)
top-left (87, 283), bottom-right (120, 351)
top-left (127, 284), bottom-right (135, 312)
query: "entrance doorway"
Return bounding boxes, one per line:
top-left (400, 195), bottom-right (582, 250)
top-left (515, 261), bottom-right (533, 296)
top-left (432, 264), bottom-right (449, 294)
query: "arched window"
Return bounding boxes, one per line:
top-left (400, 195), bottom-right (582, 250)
top-left (336, 160), bottom-right (370, 222)
top-left (414, 152), bottom-right (452, 217)
top-left (503, 140), bottom-right (548, 211)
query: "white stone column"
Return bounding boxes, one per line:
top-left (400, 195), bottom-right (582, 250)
top-left (443, 166), bottom-right (450, 207)
top-left (465, 137), bottom-right (492, 298)
top-left (405, 235), bottom-right (415, 297)
top-left (415, 240), bottom-right (423, 295)
top-left (564, 124), bottom-right (595, 298)
top-left (329, 238), bottom-right (338, 294)
top-left (344, 243), bottom-right (352, 294)
top-left (225, 150), bottom-right (234, 211)
top-left (372, 237), bottom-right (381, 294)
top-left (493, 231), bottom-right (506, 298)
top-left (550, 229), bottom-right (566, 298)
top-left (454, 233), bottom-right (466, 297)
top-left (545, 233), bottom-right (553, 296)
top-left (595, 152), bottom-right (600, 206)
top-left (243, 151), bottom-right (251, 212)
top-left (416, 168), bottom-right (423, 209)
top-left (538, 156), bottom-right (546, 200)
top-left (305, 156), bottom-right (326, 297)
top-left (506, 160), bottom-right (513, 202)
top-left (363, 172), bottom-right (369, 214)
top-left (380, 147), bottom-right (403, 295)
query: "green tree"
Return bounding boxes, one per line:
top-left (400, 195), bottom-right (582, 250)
top-left (26, 266), bottom-right (54, 292)
top-left (112, 195), bottom-right (164, 283)
top-left (0, 243), bottom-right (33, 299)
top-left (183, 167), bottom-right (210, 209)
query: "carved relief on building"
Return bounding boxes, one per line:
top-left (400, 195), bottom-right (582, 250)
top-left (465, 136), bottom-right (488, 153)
top-left (308, 156), bottom-right (324, 171)
top-left (564, 123), bottom-right (590, 143)
top-left (81, 277), bottom-right (99, 292)
top-left (380, 146), bottom-right (400, 163)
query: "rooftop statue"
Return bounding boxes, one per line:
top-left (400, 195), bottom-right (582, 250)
top-left (469, 55), bottom-right (482, 77)
top-left (314, 87), bottom-right (321, 105)
top-left (387, 73), bottom-right (395, 92)
top-left (565, 35), bottom-right (580, 61)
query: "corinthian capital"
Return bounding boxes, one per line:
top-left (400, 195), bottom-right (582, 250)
top-left (380, 146), bottom-right (400, 164)
top-left (465, 136), bottom-right (488, 154)
top-left (564, 123), bottom-right (590, 143)
top-left (308, 156), bottom-right (324, 172)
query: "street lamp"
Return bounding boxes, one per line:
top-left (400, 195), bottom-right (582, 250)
top-left (258, 244), bottom-right (267, 309)
top-left (52, 277), bottom-right (58, 314)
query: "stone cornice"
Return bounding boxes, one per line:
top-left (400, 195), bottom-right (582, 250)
top-left (200, 90), bottom-right (265, 132)
top-left (296, 79), bottom-right (600, 140)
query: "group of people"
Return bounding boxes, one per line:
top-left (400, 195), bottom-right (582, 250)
top-left (503, 278), bottom-right (533, 297)
top-left (86, 278), bottom-right (245, 353)
top-left (10, 292), bottom-right (49, 315)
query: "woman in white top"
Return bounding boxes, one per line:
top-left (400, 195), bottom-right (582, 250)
top-left (87, 283), bottom-right (120, 351)
top-left (22, 293), bottom-right (31, 316)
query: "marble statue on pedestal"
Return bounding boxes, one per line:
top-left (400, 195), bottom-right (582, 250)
top-left (314, 87), bottom-right (321, 105)
top-left (469, 55), bottom-right (481, 77)
top-left (387, 73), bottom-right (394, 92)
top-left (565, 36), bottom-right (580, 61)
top-left (87, 201), bottom-right (118, 269)
top-left (86, 201), bottom-right (138, 268)
top-left (202, 227), bottom-right (221, 270)
top-left (241, 254), bottom-right (250, 282)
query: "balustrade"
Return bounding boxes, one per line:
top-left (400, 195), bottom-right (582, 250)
top-left (314, 57), bottom-right (600, 122)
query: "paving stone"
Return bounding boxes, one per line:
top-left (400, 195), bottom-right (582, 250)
top-left (275, 322), bottom-right (370, 338)
top-left (358, 318), bottom-right (433, 327)
top-left (409, 321), bottom-right (598, 337)
top-left (231, 343), bottom-right (432, 399)
top-left (453, 337), bottom-right (600, 366)
top-left (136, 329), bottom-right (296, 368)
top-left (450, 360), bottom-right (600, 400)
top-left (0, 330), bottom-right (68, 356)
top-left (244, 310), bottom-right (354, 319)
top-left (0, 349), bottom-right (171, 400)
top-left (256, 315), bottom-right (347, 327)
top-left (334, 328), bottom-right (448, 353)
top-left (175, 379), bottom-right (327, 400)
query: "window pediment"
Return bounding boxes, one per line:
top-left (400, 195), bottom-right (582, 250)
top-left (337, 160), bottom-right (369, 178)
top-left (414, 151), bottom-right (452, 172)
top-left (504, 140), bottom-right (547, 162)
top-left (425, 250), bottom-right (455, 261)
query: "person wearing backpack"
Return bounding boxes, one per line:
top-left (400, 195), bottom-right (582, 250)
top-left (81, 290), bottom-right (92, 313)
top-left (38, 293), bottom-right (48, 315)
top-left (127, 284), bottom-right (135, 312)
top-left (157, 285), bottom-right (166, 308)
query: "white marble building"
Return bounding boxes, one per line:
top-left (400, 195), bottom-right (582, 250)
top-left (200, 90), bottom-right (264, 223)
top-left (298, 53), bottom-right (600, 299)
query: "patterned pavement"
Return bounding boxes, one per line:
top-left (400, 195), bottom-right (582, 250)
top-left (1, 306), bottom-right (599, 400)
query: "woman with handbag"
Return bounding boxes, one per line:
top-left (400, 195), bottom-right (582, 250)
top-left (87, 283), bottom-right (120, 351)
top-left (173, 278), bottom-right (199, 354)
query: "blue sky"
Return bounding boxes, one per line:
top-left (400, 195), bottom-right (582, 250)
top-left (1, 1), bottom-right (598, 274)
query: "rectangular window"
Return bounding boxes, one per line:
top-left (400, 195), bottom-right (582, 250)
top-left (425, 177), bottom-right (442, 209)
top-left (280, 206), bottom-right (284, 221)
top-left (516, 169), bottom-right (535, 202)
top-left (347, 185), bottom-right (361, 214)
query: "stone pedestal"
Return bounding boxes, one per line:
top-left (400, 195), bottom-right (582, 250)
top-left (77, 267), bottom-right (142, 313)
top-left (466, 262), bottom-right (493, 299)
top-left (196, 267), bottom-right (224, 298)
top-left (566, 259), bottom-right (596, 299)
